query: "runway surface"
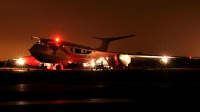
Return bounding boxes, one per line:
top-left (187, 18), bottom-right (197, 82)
top-left (0, 67), bottom-right (200, 111)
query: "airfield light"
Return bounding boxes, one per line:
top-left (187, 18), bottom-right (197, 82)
top-left (83, 63), bottom-right (89, 67)
top-left (99, 57), bottom-right (104, 60)
top-left (161, 56), bottom-right (169, 64)
top-left (96, 59), bottom-right (101, 64)
top-left (16, 58), bottom-right (25, 65)
top-left (90, 60), bottom-right (95, 67)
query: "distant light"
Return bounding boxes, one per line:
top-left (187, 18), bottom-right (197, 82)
top-left (161, 56), bottom-right (168, 64)
top-left (189, 56), bottom-right (192, 59)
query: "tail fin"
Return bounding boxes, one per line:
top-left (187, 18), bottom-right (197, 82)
top-left (92, 35), bottom-right (135, 52)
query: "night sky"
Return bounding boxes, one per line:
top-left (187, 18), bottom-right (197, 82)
top-left (1, 0), bottom-right (200, 60)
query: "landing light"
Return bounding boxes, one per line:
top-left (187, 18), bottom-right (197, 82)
top-left (16, 58), bottom-right (25, 65)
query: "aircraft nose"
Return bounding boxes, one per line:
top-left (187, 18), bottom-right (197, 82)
top-left (29, 46), bottom-right (33, 55)
top-left (29, 45), bottom-right (37, 56)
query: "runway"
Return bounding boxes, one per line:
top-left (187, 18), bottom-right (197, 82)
top-left (1, 67), bottom-right (200, 83)
top-left (0, 67), bottom-right (200, 111)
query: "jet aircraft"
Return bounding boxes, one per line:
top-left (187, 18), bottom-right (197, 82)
top-left (28, 35), bottom-right (174, 70)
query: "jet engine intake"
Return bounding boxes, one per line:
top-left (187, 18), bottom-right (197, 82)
top-left (114, 54), bottom-right (131, 66)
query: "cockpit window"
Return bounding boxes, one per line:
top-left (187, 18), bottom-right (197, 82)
top-left (37, 41), bottom-right (45, 45)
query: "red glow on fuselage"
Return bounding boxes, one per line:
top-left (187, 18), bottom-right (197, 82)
top-left (23, 55), bottom-right (40, 66)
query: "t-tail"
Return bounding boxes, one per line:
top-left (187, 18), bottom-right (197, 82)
top-left (92, 35), bottom-right (135, 52)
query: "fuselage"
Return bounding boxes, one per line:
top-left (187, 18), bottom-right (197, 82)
top-left (29, 40), bottom-right (106, 64)
top-left (29, 36), bottom-right (135, 68)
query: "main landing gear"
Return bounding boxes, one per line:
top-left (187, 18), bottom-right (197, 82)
top-left (46, 63), bottom-right (63, 70)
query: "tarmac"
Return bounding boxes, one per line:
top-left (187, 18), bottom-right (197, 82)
top-left (0, 67), bottom-right (200, 111)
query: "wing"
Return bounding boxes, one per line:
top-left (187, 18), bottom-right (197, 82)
top-left (129, 54), bottom-right (175, 63)
top-left (89, 51), bottom-right (176, 66)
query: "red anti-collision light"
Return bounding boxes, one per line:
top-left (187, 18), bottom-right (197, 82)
top-left (55, 37), bottom-right (60, 42)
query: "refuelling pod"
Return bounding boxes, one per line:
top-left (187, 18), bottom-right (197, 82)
top-left (114, 54), bottom-right (131, 66)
